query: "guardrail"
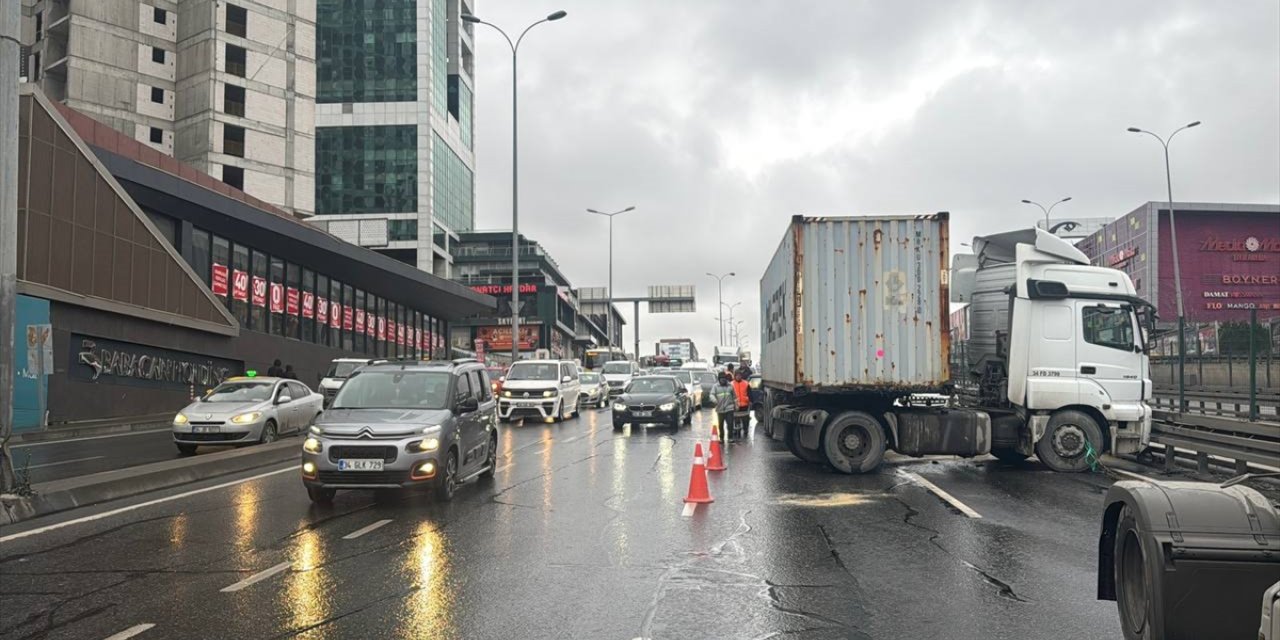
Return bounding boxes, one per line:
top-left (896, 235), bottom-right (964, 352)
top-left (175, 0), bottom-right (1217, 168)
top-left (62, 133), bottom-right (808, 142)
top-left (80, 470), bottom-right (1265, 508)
top-left (1148, 409), bottom-right (1279, 474)
top-left (1152, 386), bottom-right (1279, 419)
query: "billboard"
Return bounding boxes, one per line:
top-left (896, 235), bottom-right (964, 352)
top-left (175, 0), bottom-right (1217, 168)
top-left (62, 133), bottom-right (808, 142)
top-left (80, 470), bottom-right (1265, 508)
top-left (476, 325), bottom-right (541, 351)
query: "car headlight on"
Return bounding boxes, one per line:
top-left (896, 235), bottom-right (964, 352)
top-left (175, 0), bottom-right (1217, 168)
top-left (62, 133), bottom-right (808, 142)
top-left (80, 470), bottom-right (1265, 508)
top-left (502, 390), bottom-right (512, 398)
top-left (173, 413), bottom-right (188, 425)
top-left (416, 437), bottom-right (440, 452)
top-left (659, 402), bottom-right (676, 412)
top-left (613, 403), bottom-right (627, 412)
top-left (303, 437), bottom-right (322, 453)
top-left (229, 411), bottom-right (262, 425)
top-left (543, 390), bottom-right (556, 398)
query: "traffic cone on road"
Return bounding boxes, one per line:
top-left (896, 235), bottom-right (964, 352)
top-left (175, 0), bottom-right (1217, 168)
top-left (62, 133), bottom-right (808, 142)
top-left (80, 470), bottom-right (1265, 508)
top-left (707, 427), bottom-right (726, 471)
top-left (684, 442), bottom-right (714, 504)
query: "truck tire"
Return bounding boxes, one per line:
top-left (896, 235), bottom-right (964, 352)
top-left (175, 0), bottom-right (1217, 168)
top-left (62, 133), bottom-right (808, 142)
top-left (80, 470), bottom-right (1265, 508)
top-left (784, 422), bottom-right (826, 464)
top-left (821, 412), bottom-right (886, 474)
top-left (1114, 504), bottom-right (1156, 640)
top-left (1036, 410), bottom-right (1104, 473)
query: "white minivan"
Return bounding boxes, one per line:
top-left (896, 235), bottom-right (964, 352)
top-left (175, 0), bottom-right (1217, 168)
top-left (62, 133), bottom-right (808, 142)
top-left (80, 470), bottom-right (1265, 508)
top-left (498, 360), bottom-right (582, 422)
top-left (601, 360), bottom-right (640, 399)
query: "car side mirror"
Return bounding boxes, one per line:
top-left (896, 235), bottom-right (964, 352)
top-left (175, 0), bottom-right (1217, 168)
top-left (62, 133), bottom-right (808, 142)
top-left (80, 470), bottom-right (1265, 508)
top-left (458, 397), bottom-right (479, 413)
top-left (562, 375), bottom-right (572, 383)
top-left (276, 394), bottom-right (293, 405)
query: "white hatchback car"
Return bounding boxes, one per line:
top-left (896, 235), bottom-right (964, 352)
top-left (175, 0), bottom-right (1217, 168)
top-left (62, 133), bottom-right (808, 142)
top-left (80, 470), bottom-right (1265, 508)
top-left (498, 360), bottom-right (582, 422)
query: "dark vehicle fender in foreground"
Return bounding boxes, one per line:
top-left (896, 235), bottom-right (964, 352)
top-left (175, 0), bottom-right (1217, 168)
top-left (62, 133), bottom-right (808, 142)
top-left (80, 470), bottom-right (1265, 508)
top-left (1098, 479), bottom-right (1280, 640)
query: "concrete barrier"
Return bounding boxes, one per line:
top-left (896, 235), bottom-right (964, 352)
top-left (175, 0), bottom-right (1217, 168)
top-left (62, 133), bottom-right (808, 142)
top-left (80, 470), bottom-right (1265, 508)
top-left (0, 440), bottom-right (301, 526)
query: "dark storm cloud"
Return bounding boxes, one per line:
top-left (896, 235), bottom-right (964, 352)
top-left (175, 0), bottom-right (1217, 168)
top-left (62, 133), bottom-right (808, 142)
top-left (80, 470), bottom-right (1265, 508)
top-left (469, 0), bottom-right (1280, 355)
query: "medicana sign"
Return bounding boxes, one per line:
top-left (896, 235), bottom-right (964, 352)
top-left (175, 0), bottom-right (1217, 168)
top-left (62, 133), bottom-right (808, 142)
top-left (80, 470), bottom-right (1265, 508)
top-left (68, 334), bottom-right (241, 390)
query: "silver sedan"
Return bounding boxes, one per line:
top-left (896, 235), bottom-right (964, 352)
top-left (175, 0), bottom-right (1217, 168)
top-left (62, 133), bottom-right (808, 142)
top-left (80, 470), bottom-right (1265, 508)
top-left (172, 376), bottom-right (323, 455)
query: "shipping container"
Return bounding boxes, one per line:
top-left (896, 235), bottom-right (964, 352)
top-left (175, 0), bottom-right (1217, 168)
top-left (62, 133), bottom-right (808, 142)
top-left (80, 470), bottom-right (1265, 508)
top-left (760, 213), bottom-right (951, 392)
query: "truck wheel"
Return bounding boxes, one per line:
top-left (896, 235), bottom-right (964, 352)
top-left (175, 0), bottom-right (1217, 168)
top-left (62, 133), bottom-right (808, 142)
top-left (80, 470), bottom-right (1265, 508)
top-left (821, 412), bottom-right (886, 474)
top-left (784, 422), bottom-right (827, 465)
top-left (1114, 505), bottom-right (1157, 640)
top-left (1036, 410), bottom-right (1104, 473)
top-left (991, 448), bottom-right (1029, 463)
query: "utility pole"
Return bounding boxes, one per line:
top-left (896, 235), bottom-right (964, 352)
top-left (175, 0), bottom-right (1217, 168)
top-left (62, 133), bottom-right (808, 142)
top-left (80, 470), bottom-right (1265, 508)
top-left (1, 0), bottom-right (22, 491)
top-left (706, 272), bottom-right (734, 344)
top-left (587, 206), bottom-right (636, 348)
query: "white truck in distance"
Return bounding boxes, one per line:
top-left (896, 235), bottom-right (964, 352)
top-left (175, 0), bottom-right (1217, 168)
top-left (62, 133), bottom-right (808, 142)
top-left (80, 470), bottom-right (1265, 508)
top-left (759, 214), bottom-right (1152, 473)
top-left (712, 345), bottom-right (740, 367)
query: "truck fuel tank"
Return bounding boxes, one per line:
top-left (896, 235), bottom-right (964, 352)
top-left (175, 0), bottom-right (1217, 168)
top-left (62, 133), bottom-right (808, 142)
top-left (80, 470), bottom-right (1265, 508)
top-left (890, 408), bottom-right (992, 457)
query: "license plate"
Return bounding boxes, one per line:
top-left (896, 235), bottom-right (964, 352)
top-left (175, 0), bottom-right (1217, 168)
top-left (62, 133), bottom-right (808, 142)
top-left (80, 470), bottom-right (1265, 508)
top-left (338, 459), bottom-right (384, 471)
top-left (632, 411), bottom-right (652, 418)
top-left (192, 425), bottom-right (219, 433)
top-left (518, 401), bottom-right (539, 407)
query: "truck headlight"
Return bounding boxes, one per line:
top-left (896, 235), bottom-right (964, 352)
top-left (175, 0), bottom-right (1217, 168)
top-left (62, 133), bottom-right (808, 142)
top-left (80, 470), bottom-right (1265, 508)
top-left (543, 390), bottom-right (556, 398)
top-left (303, 437), bottom-right (322, 453)
top-left (613, 403), bottom-right (627, 412)
top-left (230, 411), bottom-right (262, 425)
top-left (173, 413), bottom-right (188, 425)
top-left (659, 402), bottom-right (676, 412)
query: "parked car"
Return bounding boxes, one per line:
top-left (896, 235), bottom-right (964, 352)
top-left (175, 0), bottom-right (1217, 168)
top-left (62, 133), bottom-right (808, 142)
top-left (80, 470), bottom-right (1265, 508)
top-left (578, 372), bottom-right (607, 409)
top-left (601, 360), bottom-right (640, 399)
top-left (301, 359), bottom-right (499, 503)
top-left (173, 376), bottom-right (322, 455)
top-left (318, 358), bottom-right (375, 406)
top-left (612, 375), bottom-right (691, 430)
top-left (498, 359), bottom-right (582, 422)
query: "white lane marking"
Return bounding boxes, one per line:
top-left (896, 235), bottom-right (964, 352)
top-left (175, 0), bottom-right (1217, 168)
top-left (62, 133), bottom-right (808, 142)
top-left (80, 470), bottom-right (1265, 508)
top-left (901, 472), bottom-right (983, 519)
top-left (13, 429), bottom-right (171, 448)
top-left (1109, 468), bottom-right (1162, 484)
top-left (25, 456), bottom-right (106, 470)
top-left (681, 502), bottom-right (698, 518)
top-left (102, 624), bottom-right (156, 640)
top-left (0, 466), bottom-right (295, 543)
top-left (219, 561), bottom-right (292, 593)
top-left (342, 519), bottom-right (393, 540)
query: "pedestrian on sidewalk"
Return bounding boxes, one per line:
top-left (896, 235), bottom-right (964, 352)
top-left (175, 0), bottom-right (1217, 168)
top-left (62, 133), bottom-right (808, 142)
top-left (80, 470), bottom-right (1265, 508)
top-left (283, 364), bottom-right (299, 380)
top-left (713, 373), bottom-right (736, 442)
top-left (267, 359), bottom-right (284, 377)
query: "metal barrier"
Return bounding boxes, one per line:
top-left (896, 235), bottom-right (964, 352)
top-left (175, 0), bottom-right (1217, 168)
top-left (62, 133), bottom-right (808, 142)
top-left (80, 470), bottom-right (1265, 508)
top-left (1153, 386), bottom-right (1280, 419)
top-left (1149, 409), bottom-right (1279, 474)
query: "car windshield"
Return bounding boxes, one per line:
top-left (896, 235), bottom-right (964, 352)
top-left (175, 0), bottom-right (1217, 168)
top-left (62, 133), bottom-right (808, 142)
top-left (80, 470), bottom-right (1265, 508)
top-left (602, 362), bottom-right (632, 374)
top-left (670, 371), bottom-right (693, 384)
top-left (506, 362), bottom-right (559, 381)
top-left (325, 361), bottom-right (362, 378)
top-left (204, 381), bottom-right (274, 403)
top-left (699, 373), bottom-right (717, 385)
top-left (580, 373), bottom-right (601, 384)
top-left (330, 371), bottom-right (451, 409)
top-left (626, 378), bottom-right (675, 394)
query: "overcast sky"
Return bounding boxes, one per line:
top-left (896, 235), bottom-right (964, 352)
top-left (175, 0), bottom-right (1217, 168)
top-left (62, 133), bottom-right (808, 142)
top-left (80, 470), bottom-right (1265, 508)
top-left (467, 0), bottom-right (1280, 358)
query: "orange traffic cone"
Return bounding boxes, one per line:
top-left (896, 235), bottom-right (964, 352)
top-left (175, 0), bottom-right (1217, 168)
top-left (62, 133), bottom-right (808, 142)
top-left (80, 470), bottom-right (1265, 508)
top-left (707, 428), bottom-right (726, 471)
top-left (684, 442), bottom-right (714, 504)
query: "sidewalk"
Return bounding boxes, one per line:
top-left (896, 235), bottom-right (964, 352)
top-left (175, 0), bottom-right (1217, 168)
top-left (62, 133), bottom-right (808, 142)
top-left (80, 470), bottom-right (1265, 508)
top-left (7, 413), bottom-right (174, 444)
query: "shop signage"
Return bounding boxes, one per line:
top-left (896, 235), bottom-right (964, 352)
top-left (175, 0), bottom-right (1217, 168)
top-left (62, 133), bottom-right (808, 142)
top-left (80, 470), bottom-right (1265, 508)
top-left (316, 297), bottom-right (329, 324)
top-left (1219, 274), bottom-right (1280, 285)
top-left (476, 325), bottom-right (540, 351)
top-left (1200, 236), bottom-right (1280, 253)
top-left (397, 324), bottom-right (405, 346)
top-left (495, 316), bottom-right (538, 326)
top-left (301, 291), bottom-right (314, 318)
top-left (71, 335), bottom-right (239, 390)
top-left (251, 276), bottom-right (267, 307)
top-left (366, 315), bottom-right (375, 338)
top-left (270, 283), bottom-right (285, 314)
top-left (355, 309), bottom-right (366, 333)
top-left (211, 264), bottom-right (229, 295)
top-left (286, 288), bottom-right (300, 315)
top-left (1107, 247), bottom-right (1137, 267)
top-left (470, 283), bottom-right (538, 296)
top-left (329, 301), bottom-right (341, 328)
top-left (231, 269), bottom-right (249, 302)
top-left (343, 306), bottom-right (354, 331)
top-left (378, 317), bottom-right (386, 341)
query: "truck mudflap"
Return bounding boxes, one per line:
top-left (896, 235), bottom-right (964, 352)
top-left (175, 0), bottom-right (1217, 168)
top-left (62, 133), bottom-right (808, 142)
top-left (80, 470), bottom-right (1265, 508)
top-left (774, 405), bottom-right (829, 451)
top-left (892, 408), bottom-right (992, 457)
top-left (1098, 480), bottom-right (1280, 640)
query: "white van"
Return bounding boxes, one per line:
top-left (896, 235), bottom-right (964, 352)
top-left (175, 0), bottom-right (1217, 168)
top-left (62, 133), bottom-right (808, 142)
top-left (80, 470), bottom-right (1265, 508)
top-left (498, 360), bottom-right (582, 422)
top-left (601, 360), bottom-right (640, 399)
top-left (318, 358), bottom-right (374, 405)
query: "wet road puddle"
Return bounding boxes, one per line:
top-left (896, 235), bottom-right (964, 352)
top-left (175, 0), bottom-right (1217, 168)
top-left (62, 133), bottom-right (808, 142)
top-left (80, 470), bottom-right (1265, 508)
top-left (774, 492), bottom-right (887, 508)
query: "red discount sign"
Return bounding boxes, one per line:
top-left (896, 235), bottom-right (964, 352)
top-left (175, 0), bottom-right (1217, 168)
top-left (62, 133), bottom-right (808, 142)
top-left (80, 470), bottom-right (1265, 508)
top-left (343, 306), bottom-right (353, 331)
top-left (269, 283), bottom-right (284, 313)
top-left (316, 297), bottom-right (328, 324)
top-left (251, 276), bottom-right (267, 307)
top-left (330, 301), bottom-right (341, 328)
top-left (211, 264), bottom-right (229, 296)
top-left (231, 270), bottom-right (249, 302)
top-left (286, 288), bottom-right (300, 315)
top-left (301, 291), bottom-right (314, 318)
top-left (355, 309), bottom-right (366, 333)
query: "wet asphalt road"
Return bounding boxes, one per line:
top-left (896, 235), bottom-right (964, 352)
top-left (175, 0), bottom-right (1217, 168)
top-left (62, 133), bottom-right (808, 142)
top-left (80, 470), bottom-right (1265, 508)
top-left (0, 407), bottom-right (1127, 640)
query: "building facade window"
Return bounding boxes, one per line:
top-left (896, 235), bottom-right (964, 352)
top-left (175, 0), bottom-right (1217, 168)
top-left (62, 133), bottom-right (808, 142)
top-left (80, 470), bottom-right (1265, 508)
top-left (225, 4), bottom-right (248, 38)
top-left (447, 75), bottom-right (473, 150)
top-left (316, 0), bottom-right (416, 103)
top-left (153, 7), bottom-right (167, 24)
top-left (388, 219), bottom-right (418, 241)
top-left (151, 87), bottom-right (164, 104)
top-left (222, 165), bottom-right (244, 190)
top-left (223, 125), bottom-right (245, 157)
top-left (152, 46), bottom-right (166, 64)
top-left (35, 11), bottom-right (42, 41)
top-left (286, 262), bottom-right (301, 339)
top-left (315, 125), bottom-right (416, 215)
top-left (226, 44), bottom-right (246, 77)
top-left (224, 84), bottom-right (245, 117)
top-left (315, 274), bottom-right (330, 346)
top-left (191, 228), bottom-right (211, 286)
top-left (231, 243), bottom-right (250, 327)
top-left (431, 0), bottom-right (447, 115)
top-left (211, 235), bottom-right (230, 298)
top-left (149, 127), bottom-right (163, 144)
top-left (432, 134), bottom-right (474, 232)
top-left (250, 249), bottom-right (268, 332)
top-left (301, 268), bottom-right (315, 343)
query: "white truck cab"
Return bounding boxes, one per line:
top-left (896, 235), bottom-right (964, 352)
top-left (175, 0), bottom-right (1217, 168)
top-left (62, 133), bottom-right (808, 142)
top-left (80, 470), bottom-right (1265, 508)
top-left (318, 358), bottom-right (374, 406)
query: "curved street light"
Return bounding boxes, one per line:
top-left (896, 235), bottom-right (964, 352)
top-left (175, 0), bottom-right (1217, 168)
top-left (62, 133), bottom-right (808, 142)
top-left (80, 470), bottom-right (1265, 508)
top-left (1020, 196), bottom-right (1072, 230)
top-left (586, 206), bottom-right (636, 347)
top-left (706, 272), bottom-right (735, 344)
top-left (462, 9), bottom-right (567, 362)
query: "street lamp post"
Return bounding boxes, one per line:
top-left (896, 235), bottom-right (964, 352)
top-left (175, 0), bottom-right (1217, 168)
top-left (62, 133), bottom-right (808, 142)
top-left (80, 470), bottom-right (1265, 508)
top-left (463, 10), bottom-right (567, 363)
top-left (587, 206), bottom-right (636, 348)
top-left (1128, 120), bottom-right (1201, 412)
top-left (1020, 196), bottom-right (1073, 230)
top-left (706, 272), bottom-right (735, 344)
